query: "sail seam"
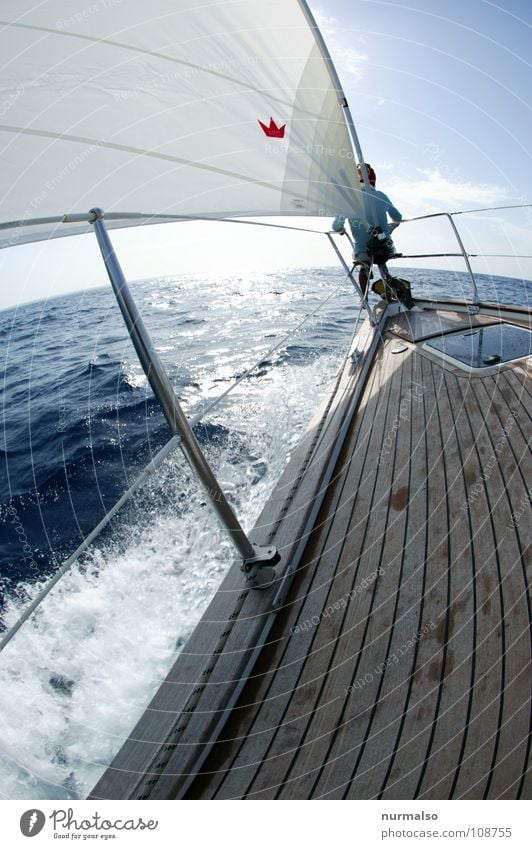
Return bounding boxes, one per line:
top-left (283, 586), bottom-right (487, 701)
top-left (0, 124), bottom-right (358, 212)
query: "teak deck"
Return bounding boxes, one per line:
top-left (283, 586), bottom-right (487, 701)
top-left (91, 302), bottom-right (531, 801)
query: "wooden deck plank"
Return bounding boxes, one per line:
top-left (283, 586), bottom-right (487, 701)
top-left (501, 367), bottom-right (532, 423)
top-left (351, 350), bottom-right (432, 799)
top-left (306, 344), bottom-right (415, 798)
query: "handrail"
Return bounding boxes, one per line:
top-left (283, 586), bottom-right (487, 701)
top-left (398, 253), bottom-right (532, 259)
top-left (445, 213), bottom-right (479, 304)
top-left (89, 208), bottom-right (278, 589)
top-left (394, 205), bottom-right (532, 305)
top-left (387, 210), bottom-right (482, 303)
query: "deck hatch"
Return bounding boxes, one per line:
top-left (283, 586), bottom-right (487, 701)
top-left (423, 323), bottom-right (531, 370)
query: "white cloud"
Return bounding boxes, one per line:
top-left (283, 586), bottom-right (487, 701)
top-left (386, 169), bottom-right (510, 217)
top-left (313, 9), bottom-right (368, 81)
top-left (333, 46), bottom-right (369, 81)
top-left (313, 10), bottom-right (337, 37)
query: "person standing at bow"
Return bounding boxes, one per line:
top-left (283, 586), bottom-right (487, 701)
top-left (332, 163), bottom-right (402, 294)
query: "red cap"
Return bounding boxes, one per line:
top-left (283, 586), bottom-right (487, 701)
top-left (357, 163), bottom-right (376, 185)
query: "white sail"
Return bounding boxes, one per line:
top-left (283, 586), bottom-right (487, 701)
top-left (0, 0), bottom-right (364, 247)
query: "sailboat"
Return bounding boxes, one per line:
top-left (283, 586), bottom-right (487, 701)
top-left (0, 1), bottom-right (529, 800)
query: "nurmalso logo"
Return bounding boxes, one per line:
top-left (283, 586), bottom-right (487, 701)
top-left (20, 809), bottom-right (46, 837)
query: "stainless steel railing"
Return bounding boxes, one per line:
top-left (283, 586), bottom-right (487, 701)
top-left (90, 208), bottom-right (279, 590)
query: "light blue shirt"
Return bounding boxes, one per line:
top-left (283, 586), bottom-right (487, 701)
top-left (332, 187), bottom-right (402, 254)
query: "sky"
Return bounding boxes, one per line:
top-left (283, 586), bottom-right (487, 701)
top-left (0, 0), bottom-right (530, 309)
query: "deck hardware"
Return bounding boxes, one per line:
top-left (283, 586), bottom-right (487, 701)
top-left (242, 544), bottom-right (280, 589)
top-left (391, 343), bottom-right (408, 354)
top-left (89, 208), bottom-right (278, 587)
top-left (271, 561), bottom-right (298, 611)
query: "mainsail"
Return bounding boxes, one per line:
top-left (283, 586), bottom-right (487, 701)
top-left (0, 0), bottom-right (365, 247)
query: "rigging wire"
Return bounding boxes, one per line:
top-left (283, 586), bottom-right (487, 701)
top-left (395, 253), bottom-right (532, 260)
top-left (402, 203), bottom-right (532, 223)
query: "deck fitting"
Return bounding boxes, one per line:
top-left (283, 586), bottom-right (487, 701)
top-left (242, 544), bottom-right (280, 589)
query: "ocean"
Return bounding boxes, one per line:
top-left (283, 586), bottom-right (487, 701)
top-left (0, 266), bottom-right (530, 799)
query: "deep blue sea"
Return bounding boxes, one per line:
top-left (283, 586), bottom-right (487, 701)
top-left (0, 266), bottom-right (530, 799)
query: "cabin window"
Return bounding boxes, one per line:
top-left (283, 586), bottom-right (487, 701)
top-left (423, 323), bottom-right (531, 370)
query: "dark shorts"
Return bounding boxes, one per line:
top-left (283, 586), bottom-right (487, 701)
top-left (366, 230), bottom-right (396, 264)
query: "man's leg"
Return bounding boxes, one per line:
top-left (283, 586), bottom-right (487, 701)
top-left (358, 263), bottom-right (370, 295)
top-left (355, 252), bottom-right (372, 295)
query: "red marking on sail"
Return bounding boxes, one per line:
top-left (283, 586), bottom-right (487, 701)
top-left (258, 117), bottom-right (286, 138)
